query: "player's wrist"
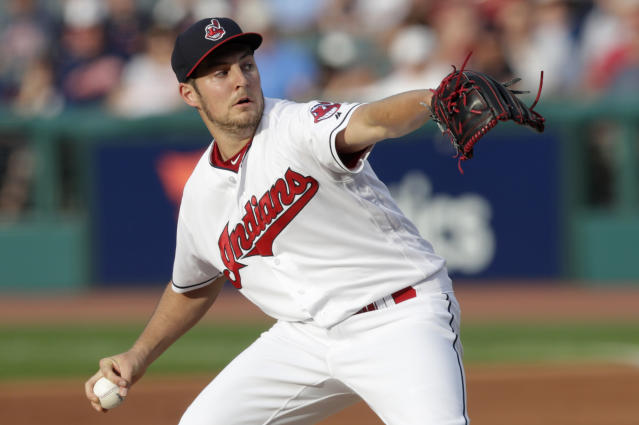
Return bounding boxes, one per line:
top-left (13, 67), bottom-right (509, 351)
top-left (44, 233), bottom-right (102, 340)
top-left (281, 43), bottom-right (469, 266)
top-left (128, 344), bottom-right (154, 367)
top-left (423, 89), bottom-right (434, 107)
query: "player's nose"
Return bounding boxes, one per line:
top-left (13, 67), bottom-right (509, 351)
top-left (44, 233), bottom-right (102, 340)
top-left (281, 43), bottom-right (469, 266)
top-left (231, 64), bottom-right (250, 88)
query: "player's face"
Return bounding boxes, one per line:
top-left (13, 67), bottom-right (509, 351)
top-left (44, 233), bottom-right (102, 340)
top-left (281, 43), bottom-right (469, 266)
top-left (189, 44), bottom-right (264, 136)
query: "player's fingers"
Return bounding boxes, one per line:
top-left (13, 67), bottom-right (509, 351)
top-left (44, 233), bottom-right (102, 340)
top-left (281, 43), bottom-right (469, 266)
top-left (99, 356), bottom-right (130, 398)
top-left (84, 370), bottom-right (102, 401)
top-left (84, 371), bottom-right (106, 413)
top-left (115, 362), bottom-right (134, 398)
top-left (90, 399), bottom-right (107, 413)
top-left (98, 357), bottom-right (129, 388)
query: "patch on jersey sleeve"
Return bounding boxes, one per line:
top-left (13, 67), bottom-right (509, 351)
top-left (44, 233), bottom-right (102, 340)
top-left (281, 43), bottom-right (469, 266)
top-left (310, 102), bottom-right (341, 123)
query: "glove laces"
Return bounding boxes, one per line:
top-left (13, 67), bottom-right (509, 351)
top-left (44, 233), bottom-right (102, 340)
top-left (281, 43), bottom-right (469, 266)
top-left (433, 52), bottom-right (477, 173)
top-left (432, 52), bottom-right (544, 174)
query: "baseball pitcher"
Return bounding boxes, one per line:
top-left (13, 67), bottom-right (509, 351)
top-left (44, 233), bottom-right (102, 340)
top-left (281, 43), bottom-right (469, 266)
top-left (85, 16), bottom-right (544, 425)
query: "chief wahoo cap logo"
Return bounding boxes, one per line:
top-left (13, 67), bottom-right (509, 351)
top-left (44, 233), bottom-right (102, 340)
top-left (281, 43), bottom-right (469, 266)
top-left (204, 19), bottom-right (225, 41)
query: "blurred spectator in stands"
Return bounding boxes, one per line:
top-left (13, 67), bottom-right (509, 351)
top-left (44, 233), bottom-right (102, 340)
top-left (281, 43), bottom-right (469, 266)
top-left (426, 2), bottom-right (482, 78)
top-left (0, 0), bottom-right (55, 105)
top-left (55, 0), bottom-right (124, 108)
top-left (472, 25), bottom-right (514, 83)
top-left (108, 25), bottom-right (183, 117)
top-left (606, 1), bottom-right (639, 96)
top-left (263, 0), bottom-right (326, 35)
top-left (151, 0), bottom-right (190, 29)
top-left (494, 0), bottom-right (576, 97)
top-left (12, 56), bottom-right (63, 117)
top-left (582, 0), bottom-right (639, 97)
top-left (103, 0), bottom-right (150, 60)
top-left (575, 1), bottom-right (639, 208)
top-left (430, 0), bottom-right (481, 64)
top-left (349, 0), bottom-right (413, 39)
top-left (315, 28), bottom-right (378, 101)
top-left (0, 141), bottom-right (34, 218)
top-left (316, 0), bottom-right (353, 30)
top-left (318, 0), bottom-right (413, 52)
top-left (354, 24), bottom-right (439, 101)
top-left (343, 2), bottom-right (481, 102)
top-left (237, 0), bottom-right (319, 101)
top-left (4, 0), bottom-right (627, 111)
top-left (578, 0), bottom-right (626, 93)
top-left (152, 0), bottom-right (232, 30)
top-left (316, 0), bottom-right (413, 101)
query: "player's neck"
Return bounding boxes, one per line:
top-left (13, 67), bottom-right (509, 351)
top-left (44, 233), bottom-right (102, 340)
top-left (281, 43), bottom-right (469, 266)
top-left (215, 137), bottom-right (252, 160)
top-left (205, 122), bottom-right (256, 161)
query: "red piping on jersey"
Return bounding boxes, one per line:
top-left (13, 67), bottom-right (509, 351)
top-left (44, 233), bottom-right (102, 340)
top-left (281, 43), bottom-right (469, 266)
top-left (210, 139), bottom-right (252, 172)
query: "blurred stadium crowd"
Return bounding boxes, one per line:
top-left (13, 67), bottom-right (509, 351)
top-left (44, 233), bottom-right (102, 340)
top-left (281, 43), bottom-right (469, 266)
top-left (1, 0), bottom-right (639, 118)
top-left (0, 0), bottom-right (638, 217)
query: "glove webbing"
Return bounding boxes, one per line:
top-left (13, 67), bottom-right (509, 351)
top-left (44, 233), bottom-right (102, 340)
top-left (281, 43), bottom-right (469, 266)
top-left (432, 52), bottom-right (544, 173)
top-left (431, 52), bottom-right (478, 173)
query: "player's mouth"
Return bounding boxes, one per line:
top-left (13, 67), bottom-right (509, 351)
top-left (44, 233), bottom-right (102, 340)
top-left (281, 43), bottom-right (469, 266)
top-left (234, 97), bottom-right (252, 106)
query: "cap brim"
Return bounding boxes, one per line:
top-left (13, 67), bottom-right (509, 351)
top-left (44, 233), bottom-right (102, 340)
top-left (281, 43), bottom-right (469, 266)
top-left (186, 32), bottom-right (263, 80)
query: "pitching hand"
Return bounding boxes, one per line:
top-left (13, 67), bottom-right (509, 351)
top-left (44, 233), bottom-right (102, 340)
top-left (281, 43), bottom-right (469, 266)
top-left (84, 350), bottom-right (148, 412)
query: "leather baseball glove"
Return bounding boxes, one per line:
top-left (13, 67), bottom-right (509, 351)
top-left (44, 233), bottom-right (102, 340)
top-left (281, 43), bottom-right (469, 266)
top-left (428, 54), bottom-right (545, 173)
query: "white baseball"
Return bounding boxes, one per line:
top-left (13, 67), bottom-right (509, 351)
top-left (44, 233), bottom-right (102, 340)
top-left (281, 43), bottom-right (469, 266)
top-left (93, 377), bottom-right (124, 409)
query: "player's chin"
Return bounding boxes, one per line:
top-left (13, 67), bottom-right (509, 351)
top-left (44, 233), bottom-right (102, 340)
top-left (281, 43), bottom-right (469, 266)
top-left (238, 104), bottom-right (263, 119)
top-left (228, 110), bottom-right (262, 131)
top-left (229, 97), bottom-right (263, 127)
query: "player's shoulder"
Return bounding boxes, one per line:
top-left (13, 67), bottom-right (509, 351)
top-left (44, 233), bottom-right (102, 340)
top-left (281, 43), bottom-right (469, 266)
top-left (263, 97), bottom-right (345, 126)
top-left (181, 143), bottom-right (214, 198)
top-left (263, 97), bottom-right (304, 120)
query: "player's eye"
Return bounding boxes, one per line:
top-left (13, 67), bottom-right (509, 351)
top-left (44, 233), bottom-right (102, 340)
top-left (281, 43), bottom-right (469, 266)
top-left (214, 69), bottom-right (228, 77)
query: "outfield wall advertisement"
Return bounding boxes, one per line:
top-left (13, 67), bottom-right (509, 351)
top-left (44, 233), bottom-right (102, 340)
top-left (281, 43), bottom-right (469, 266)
top-left (93, 128), bottom-right (561, 285)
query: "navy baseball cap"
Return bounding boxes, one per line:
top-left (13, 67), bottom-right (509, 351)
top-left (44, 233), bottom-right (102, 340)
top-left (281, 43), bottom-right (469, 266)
top-left (171, 17), bottom-right (262, 82)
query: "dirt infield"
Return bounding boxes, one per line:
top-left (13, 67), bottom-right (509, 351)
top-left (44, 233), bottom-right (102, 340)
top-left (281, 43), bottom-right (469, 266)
top-left (1, 283), bottom-right (639, 425)
top-left (2, 364), bottom-right (638, 425)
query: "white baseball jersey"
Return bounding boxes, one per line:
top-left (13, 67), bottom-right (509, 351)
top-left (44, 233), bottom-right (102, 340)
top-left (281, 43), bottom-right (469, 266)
top-left (172, 97), bottom-right (448, 328)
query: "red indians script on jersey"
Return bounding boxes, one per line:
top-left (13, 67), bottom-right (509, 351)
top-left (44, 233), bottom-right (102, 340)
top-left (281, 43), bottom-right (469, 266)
top-left (218, 168), bottom-right (319, 288)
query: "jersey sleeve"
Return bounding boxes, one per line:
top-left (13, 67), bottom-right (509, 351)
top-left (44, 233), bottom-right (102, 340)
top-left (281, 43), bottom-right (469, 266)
top-left (171, 212), bottom-right (222, 293)
top-left (288, 100), bottom-right (370, 174)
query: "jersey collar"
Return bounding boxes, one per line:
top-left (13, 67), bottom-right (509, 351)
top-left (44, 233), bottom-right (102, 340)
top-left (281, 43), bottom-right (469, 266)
top-left (209, 139), bottom-right (252, 173)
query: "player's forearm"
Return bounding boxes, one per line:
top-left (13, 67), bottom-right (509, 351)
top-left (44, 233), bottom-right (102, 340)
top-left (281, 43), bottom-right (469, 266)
top-left (367, 89), bottom-right (434, 138)
top-left (129, 280), bottom-right (223, 366)
top-left (339, 90), bottom-right (433, 153)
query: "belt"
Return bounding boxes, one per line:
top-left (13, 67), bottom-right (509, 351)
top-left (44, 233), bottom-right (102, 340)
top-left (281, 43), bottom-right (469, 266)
top-left (355, 286), bottom-right (417, 314)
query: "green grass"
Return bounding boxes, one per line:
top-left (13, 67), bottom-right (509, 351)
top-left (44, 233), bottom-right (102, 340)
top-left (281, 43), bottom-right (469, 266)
top-left (461, 321), bottom-right (639, 365)
top-left (1, 321), bottom-right (638, 381)
top-left (0, 322), bottom-right (270, 380)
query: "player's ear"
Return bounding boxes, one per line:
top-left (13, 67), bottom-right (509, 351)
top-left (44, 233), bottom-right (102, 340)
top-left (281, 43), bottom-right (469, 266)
top-left (179, 81), bottom-right (201, 108)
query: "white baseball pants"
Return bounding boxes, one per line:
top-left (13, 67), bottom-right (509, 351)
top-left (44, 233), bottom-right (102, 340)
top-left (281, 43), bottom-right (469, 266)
top-left (179, 286), bottom-right (469, 425)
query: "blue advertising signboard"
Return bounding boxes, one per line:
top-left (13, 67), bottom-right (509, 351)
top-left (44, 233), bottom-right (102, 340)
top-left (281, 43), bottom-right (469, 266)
top-left (92, 125), bottom-right (561, 285)
top-left (368, 126), bottom-right (561, 279)
top-left (93, 140), bottom-right (205, 285)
